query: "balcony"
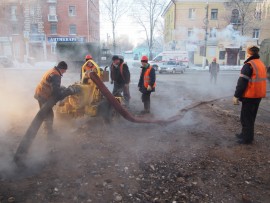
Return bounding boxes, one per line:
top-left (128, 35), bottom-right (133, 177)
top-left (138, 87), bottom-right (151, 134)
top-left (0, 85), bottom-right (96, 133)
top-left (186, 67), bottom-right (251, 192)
top-left (29, 34), bottom-right (45, 43)
top-left (48, 15), bottom-right (58, 22)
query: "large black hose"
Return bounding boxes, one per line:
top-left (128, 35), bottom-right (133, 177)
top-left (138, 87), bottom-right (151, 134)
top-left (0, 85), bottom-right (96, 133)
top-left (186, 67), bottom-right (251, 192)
top-left (13, 98), bottom-right (58, 167)
top-left (89, 72), bottom-right (219, 124)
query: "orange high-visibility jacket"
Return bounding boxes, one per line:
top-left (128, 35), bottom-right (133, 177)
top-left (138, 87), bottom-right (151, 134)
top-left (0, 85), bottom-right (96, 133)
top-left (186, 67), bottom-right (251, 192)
top-left (35, 68), bottom-right (61, 100)
top-left (242, 59), bottom-right (267, 98)
top-left (144, 66), bottom-right (156, 88)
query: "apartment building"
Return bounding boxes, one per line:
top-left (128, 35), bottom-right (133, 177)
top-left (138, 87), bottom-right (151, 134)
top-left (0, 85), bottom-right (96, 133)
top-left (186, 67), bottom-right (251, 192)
top-left (0, 0), bottom-right (100, 62)
top-left (162, 0), bottom-right (270, 66)
top-left (0, 0), bottom-right (24, 61)
top-left (42, 0), bottom-right (100, 60)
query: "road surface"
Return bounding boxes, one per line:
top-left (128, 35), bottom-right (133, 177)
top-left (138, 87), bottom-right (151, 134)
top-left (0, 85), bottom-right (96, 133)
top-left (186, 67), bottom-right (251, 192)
top-left (0, 65), bottom-right (269, 202)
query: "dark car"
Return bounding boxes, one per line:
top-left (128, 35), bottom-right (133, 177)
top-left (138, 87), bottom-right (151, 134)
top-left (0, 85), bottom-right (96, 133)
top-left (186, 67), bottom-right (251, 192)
top-left (0, 56), bottom-right (13, 67)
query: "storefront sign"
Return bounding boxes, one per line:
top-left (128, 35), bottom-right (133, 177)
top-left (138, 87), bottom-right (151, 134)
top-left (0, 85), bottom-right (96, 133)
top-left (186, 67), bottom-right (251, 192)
top-left (48, 37), bottom-right (85, 43)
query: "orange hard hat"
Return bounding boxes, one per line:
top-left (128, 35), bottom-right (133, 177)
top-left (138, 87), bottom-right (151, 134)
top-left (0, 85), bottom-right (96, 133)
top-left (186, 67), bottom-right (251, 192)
top-left (141, 55), bottom-right (148, 61)
top-left (85, 54), bottom-right (92, 60)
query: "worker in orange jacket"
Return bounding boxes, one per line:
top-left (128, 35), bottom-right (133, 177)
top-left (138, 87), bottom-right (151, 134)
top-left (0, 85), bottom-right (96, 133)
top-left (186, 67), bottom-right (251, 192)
top-left (35, 61), bottom-right (79, 138)
top-left (138, 55), bottom-right (156, 114)
top-left (233, 46), bottom-right (267, 144)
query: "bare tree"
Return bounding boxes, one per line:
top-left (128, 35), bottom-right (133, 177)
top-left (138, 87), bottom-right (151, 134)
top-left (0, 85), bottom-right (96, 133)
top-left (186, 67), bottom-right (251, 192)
top-left (101, 0), bottom-right (129, 54)
top-left (116, 35), bottom-right (134, 52)
top-left (225, 0), bottom-right (260, 36)
top-left (131, 0), bottom-right (167, 60)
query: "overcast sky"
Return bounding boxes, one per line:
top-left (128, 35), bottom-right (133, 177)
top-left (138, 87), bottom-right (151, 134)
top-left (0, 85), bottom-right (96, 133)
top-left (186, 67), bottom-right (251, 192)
top-left (100, 14), bottom-right (145, 46)
top-left (99, 0), bottom-right (171, 46)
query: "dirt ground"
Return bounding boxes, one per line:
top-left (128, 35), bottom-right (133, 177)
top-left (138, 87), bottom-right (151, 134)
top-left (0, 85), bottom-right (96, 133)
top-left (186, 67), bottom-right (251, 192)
top-left (0, 68), bottom-right (270, 203)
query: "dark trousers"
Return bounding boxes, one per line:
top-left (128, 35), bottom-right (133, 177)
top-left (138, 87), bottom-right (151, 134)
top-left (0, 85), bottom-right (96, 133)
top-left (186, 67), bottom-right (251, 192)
top-left (141, 92), bottom-right (151, 112)
top-left (113, 82), bottom-right (130, 104)
top-left (210, 73), bottom-right (217, 84)
top-left (240, 98), bottom-right (261, 142)
top-left (38, 100), bottom-right (54, 135)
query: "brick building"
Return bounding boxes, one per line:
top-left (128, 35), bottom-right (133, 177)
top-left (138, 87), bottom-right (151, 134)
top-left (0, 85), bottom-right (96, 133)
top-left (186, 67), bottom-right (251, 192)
top-left (0, 0), bottom-right (100, 62)
top-left (0, 0), bottom-right (24, 61)
top-left (42, 0), bottom-right (100, 60)
top-left (162, 0), bottom-right (270, 66)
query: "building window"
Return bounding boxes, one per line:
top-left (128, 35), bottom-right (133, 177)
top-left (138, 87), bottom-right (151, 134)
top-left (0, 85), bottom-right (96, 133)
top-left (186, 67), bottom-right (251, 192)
top-left (49, 5), bottom-right (56, 15)
top-left (11, 5), bottom-right (17, 21)
top-left (30, 24), bottom-right (38, 34)
top-left (231, 9), bottom-right (240, 24)
top-left (30, 6), bottom-right (36, 17)
top-left (50, 23), bottom-right (57, 34)
top-left (254, 9), bottom-right (262, 21)
top-left (252, 29), bottom-right (260, 39)
top-left (69, 24), bottom-right (77, 35)
top-left (69, 6), bottom-right (76, 16)
top-left (219, 51), bottom-right (225, 60)
top-left (188, 8), bottom-right (196, 19)
top-left (211, 9), bottom-right (218, 20)
top-left (188, 28), bottom-right (193, 37)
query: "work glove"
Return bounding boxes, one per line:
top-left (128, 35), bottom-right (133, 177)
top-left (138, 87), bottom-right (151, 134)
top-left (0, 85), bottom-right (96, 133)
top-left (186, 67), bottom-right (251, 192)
top-left (147, 85), bottom-right (152, 91)
top-left (233, 96), bottom-right (239, 105)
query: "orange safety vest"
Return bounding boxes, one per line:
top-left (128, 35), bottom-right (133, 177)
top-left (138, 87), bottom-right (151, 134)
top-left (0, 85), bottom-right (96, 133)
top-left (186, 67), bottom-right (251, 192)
top-left (35, 68), bottom-right (61, 100)
top-left (242, 59), bottom-right (267, 98)
top-left (144, 66), bottom-right (156, 88)
top-left (119, 63), bottom-right (124, 79)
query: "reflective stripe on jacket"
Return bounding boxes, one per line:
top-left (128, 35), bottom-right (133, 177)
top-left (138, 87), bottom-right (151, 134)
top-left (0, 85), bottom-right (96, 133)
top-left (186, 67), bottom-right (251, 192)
top-left (144, 66), bottom-right (156, 88)
top-left (35, 68), bottom-right (61, 100)
top-left (242, 59), bottom-right (267, 98)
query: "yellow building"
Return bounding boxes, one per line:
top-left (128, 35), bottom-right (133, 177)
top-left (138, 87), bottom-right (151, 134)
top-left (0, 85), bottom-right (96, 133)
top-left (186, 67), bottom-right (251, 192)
top-left (162, 0), bottom-right (270, 66)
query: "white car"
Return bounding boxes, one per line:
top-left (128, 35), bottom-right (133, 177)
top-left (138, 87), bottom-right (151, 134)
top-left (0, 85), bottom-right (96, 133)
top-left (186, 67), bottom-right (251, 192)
top-left (159, 60), bottom-right (186, 74)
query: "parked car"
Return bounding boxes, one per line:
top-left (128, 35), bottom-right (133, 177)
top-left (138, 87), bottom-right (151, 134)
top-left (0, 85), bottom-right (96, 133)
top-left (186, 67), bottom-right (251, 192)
top-left (149, 50), bottom-right (189, 71)
top-left (0, 56), bottom-right (13, 68)
top-left (159, 60), bottom-right (186, 74)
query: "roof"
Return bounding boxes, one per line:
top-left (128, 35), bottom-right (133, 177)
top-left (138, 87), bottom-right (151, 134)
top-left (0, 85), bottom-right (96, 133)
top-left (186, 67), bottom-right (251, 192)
top-left (161, 1), bottom-right (175, 17)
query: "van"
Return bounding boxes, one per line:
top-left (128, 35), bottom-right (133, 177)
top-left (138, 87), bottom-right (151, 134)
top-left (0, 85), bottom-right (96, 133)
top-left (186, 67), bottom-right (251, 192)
top-left (149, 51), bottom-right (189, 70)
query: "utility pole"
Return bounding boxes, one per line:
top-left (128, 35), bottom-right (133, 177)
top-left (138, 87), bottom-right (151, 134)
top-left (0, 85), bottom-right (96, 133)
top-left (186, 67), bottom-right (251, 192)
top-left (87, 0), bottom-right (90, 42)
top-left (203, 2), bottom-right (209, 68)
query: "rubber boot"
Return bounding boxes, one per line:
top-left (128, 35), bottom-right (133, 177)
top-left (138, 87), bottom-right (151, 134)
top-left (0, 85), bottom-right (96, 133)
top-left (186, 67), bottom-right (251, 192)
top-left (143, 101), bottom-right (150, 114)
